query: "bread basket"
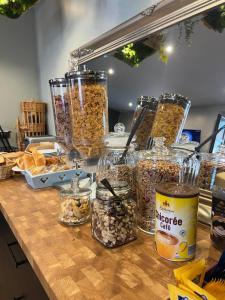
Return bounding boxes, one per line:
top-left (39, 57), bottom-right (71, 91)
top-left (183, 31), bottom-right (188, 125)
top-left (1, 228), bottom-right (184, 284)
top-left (0, 159), bottom-right (16, 180)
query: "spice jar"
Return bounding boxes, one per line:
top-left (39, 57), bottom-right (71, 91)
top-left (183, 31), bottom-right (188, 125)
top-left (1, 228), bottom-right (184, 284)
top-left (49, 78), bottom-right (72, 145)
top-left (151, 93), bottom-right (191, 146)
top-left (136, 137), bottom-right (185, 234)
top-left (211, 172), bottom-right (225, 250)
top-left (59, 176), bottom-right (91, 225)
top-left (197, 145), bottom-right (225, 191)
top-left (65, 69), bottom-right (108, 159)
top-left (97, 123), bottom-right (136, 198)
top-left (131, 96), bottom-right (158, 150)
top-left (91, 182), bottom-right (137, 248)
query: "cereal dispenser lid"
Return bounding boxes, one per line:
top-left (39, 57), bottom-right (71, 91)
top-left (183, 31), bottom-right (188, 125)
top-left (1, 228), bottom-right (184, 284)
top-left (137, 96), bottom-right (158, 109)
top-left (49, 78), bottom-right (67, 87)
top-left (159, 93), bottom-right (190, 108)
top-left (65, 69), bottom-right (107, 80)
top-left (104, 123), bottom-right (134, 149)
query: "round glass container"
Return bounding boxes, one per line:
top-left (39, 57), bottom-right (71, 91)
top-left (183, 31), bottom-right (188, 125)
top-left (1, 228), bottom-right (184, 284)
top-left (65, 69), bottom-right (108, 159)
top-left (49, 78), bottom-right (72, 145)
top-left (211, 172), bottom-right (225, 251)
top-left (91, 182), bottom-right (137, 248)
top-left (151, 93), bottom-right (191, 146)
top-left (97, 123), bottom-right (136, 198)
top-left (131, 96), bottom-right (158, 150)
top-left (136, 137), bottom-right (185, 234)
top-left (59, 176), bottom-right (91, 225)
top-left (197, 145), bottom-right (225, 191)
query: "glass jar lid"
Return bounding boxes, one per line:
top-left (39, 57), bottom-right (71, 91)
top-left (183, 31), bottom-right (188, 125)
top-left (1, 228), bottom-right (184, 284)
top-left (49, 78), bottom-right (67, 87)
top-left (137, 96), bottom-right (158, 110)
top-left (96, 181), bottom-right (130, 201)
top-left (200, 145), bottom-right (225, 162)
top-left (65, 176), bottom-right (92, 197)
top-left (104, 123), bottom-right (134, 149)
top-left (159, 93), bottom-right (190, 109)
top-left (65, 69), bottom-right (107, 81)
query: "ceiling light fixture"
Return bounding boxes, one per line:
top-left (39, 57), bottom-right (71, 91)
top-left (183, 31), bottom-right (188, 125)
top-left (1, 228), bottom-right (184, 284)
top-left (165, 44), bottom-right (174, 54)
top-left (128, 102), bottom-right (133, 107)
top-left (108, 68), bottom-right (114, 75)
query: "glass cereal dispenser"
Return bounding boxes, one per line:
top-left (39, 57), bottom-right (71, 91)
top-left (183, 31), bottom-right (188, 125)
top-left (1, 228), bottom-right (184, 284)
top-left (151, 93), bottom-right (191, 146)
top-left (131, 96), bottom-right (158, 150)
top-left (65, 69), bottom-right (108, 159)
top-left (49, 78), bottom-right (71, 146)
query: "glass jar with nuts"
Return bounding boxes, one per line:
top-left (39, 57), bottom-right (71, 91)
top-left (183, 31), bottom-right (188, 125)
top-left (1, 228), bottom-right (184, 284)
top-left (136, 137), bottom-right (186, 234)
top-left (97, 123), bottom-right (136, 199)
top-left (151, 93), bottom-right (191, 146)
top-left (91, 182), bottom-right (137, 248)
top-left (59, 176), bottom-right (91, 226)
top-left (65, 69), bottom-right (108, 159)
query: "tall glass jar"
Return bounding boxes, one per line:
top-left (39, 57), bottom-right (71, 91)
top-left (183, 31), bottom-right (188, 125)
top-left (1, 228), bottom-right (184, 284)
top-left (131, 96), bottom-right (158, 150)
top-left (197, 145), bottom-right (225, 191)
top-left (136, 137), bottom-right (185, 234)
top-left (151, 93), bottom-right (191, 146)
top-left (49, 78), bottom-right (71, 146)
top-left (97, 123), bottom-right (136, 198)
top-left (65, 69), bottom-right (108, 159)
top-left (91, 182), bottom-right (137, 248)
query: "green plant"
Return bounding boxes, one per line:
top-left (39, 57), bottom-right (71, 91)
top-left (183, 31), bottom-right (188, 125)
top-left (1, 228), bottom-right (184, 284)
top-left (0, 0), bottom-right (39, 18)
top-left (113, 33), bottom-right (168, 67)
top-left (203, 5), bottom-right (225, 33)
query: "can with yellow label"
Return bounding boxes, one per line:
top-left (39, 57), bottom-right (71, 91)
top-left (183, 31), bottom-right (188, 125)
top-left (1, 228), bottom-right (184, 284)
top-left (155, 182), bottom-right (199, 261)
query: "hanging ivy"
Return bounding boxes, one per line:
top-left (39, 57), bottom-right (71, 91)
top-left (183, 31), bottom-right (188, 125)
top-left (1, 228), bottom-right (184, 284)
top-left (0, 0), bottom-right (39, 19)
top-left (203, 5), bottom-right (225, 33)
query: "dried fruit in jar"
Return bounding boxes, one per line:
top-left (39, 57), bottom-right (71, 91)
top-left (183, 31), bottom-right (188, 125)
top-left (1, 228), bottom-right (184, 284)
top-left (92, 198), bottom-right (136, 248)
top-left (151, 103), bottom-right (185, 146)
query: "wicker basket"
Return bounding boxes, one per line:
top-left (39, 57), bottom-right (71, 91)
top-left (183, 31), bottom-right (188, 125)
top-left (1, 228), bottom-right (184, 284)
top-left (20, 100), bottom-right (46, 137)
top-left (0, 160), bottom-right (16, 180)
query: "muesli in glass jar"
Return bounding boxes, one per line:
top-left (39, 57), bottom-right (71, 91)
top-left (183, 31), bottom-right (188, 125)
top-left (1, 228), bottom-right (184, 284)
top-left (197, 145), bottom-right (225, 190)
top-left (136, 137), bottom-right (182, 234)
top-left (59, 176), bottom-right (91, 225)
top-left (65, 69), bottom-right (108, 159)
top-left (151, 93), bottom-right (191, 146)
top-left (91, 182), bottom-right (137, 248)
top-left (131, 96), bottom-right (158, 150)
top-left (49, 78), bottom-right (72, 146)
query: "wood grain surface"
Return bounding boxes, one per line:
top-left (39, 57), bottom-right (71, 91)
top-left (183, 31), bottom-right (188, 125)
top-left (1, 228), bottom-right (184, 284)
top-left (0, 177), bottom-right (221, 300)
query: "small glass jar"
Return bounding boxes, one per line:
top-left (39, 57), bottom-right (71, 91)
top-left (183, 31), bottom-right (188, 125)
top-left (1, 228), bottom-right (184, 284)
top-left (197, 145), bottom-right (225, 191)
top-left (65, 69), bottom-right (108, 159)
top-left (131, 96), bottom-right (158, 150)
top-left (211, 172), bottom-right (225, 251)
top-left (59, 176), bottom-right (91, 225)
top-left (136, 137), bottom-right (185, 234)
top-left (49, 78), bottom-right (72, 146)
top-left (97, 123), bottom-right (136, 198)
top-left (91, 182), bottom-right (137, 248)
top-left (151, 93), bottom-right (191, 146)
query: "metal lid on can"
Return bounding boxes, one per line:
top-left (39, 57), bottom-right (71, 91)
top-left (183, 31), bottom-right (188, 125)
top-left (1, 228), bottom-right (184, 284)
top-left (156, 182), bottom-right (199, 198)
top-left (49, 78), bottom-right (67, 87)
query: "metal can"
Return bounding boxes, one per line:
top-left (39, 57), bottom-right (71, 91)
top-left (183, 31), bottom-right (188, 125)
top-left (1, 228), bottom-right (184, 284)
top-left (155, 182), bottom-right (199, 261)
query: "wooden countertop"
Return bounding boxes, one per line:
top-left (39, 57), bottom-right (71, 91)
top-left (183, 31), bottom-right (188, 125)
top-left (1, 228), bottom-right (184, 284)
top-left (0, 177), bottom-right (220, 300)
